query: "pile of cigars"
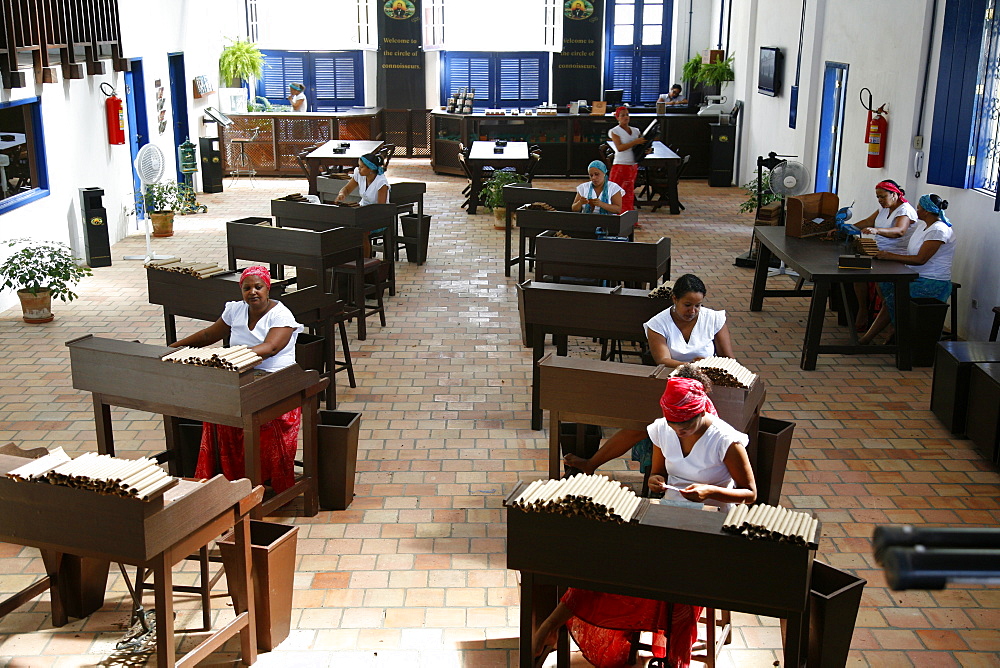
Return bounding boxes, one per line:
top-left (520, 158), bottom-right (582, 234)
top-left (647, 284), bottom-right (673, 300)
top-left (510, 473), bottom-right (642, 523)
top-left (678, 356), bottom-right (757, 389)
top-left (525, 202), bottom-right (556, 211)
top-left (162, 345), bottom-right (262, 372)
top-left (854, 236), bottom-right (879, 256)
top-left (6, 448), bottom-right (177, 501)
top-left (722, 503), bottom-right (819, 547)
top-left (146, 257), bottom-right (229, 279)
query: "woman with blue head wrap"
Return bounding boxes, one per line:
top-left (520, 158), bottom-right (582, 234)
top-left (335, 152), bottom-right (390, 206)
top-left (859, 193), bottom-right (957, 345)
top-left (571, 160), bottom-right (623, 215)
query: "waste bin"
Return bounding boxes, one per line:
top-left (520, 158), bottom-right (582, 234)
top-left (400, 213), bottom-right (431, 264)
top-left (806, 560), bottom-right (866, 668)
top-left (317, 410), bottom-right (362, 510)
top-left (907, 297), bottom-right (950, 367)
top-left (294, 332), bottom-right (325, 373)
top-left (218, 520), bottom-right (298, 652)
top-left (753, 417), bottom-right (794, 507)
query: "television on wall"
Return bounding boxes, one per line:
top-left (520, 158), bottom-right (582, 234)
top-left (758, 47), bottom-right (784, 97)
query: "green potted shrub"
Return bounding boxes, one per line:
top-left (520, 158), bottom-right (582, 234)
top-left (143, 181), bottom-right (182, 237)
top-left (697, 54), bottom-right (736, 89)
top-left (219, 37), bottom-right (264, 88)
top-left (681, 55), bottom-right (703, 88)
top-left (0, 239), bottom-right (93, 323)
top-left (739, 172), bottom-right (782, 215)
top-left (481, 171), bottom-right (527, 228)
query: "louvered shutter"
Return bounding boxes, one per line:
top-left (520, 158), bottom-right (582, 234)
top-left (498, 55), bottom-right (546, 106)
top-left (637, 54), bottom-right (665, 104)
top-left (259, 51), bottom-right (307, 106)
top-left (445, 54), bottom-right (492, 107)
top-left (314, 54), bottom-right (362, 111)
top-left (609, 54), bottom-right (634, 103)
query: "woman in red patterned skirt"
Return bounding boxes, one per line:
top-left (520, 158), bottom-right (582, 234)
top-left (532, 374), bottom-right (757, 668)
top-left (169, 266), bottom-right (304, 493)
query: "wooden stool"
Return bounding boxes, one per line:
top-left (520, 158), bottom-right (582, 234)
top-left (930, 342), bottom-right (1000, 435)
top-left (966, 362), bottom-right (1000, 464)
top-left (334, 258), bottom-right (387, 340)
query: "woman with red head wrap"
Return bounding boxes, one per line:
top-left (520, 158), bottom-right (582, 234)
top-left (535, 369), bottom-right (756, 667)
top-left (168, 266), bottom-right (305, 493)
top-left (608, 105), bottom-right (646, 216)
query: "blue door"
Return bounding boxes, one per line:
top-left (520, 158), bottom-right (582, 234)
top-left (125, 59), bottom-right (149, 218)
top-left (168, 53), bottom-right (190, 183)
top-left (605, 0), bottom-right (673, 105)
top-left (815, 62), bottom-right (848, 193)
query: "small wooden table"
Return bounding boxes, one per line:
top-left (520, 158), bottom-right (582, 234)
top-left (750, 226), bottom-right (918, 370)
top-left (304, 140), bottom-right (385, 195)
top-left (629, 141), bottom-right (682, 214)
top-left (466, 141), bottom-right (531, 214)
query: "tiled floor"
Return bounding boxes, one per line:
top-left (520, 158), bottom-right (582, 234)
top-left (0, 160), bottom-right (997, 668)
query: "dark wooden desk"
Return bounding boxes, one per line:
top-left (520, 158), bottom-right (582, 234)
top-left (534, 235), bottom-right (670, 288)
top-left (304, 140), bottom-right (384, 195)
top-left (516, 282), bottom-right (665, 429)
top-left (515, 208), bottom-right (638, 283)
top-left (466, 141), bottom-right (531, 214)
top-left (750, 226), bottom-right (918, 370)
top-left (66, 335), bottom-right (327, 518)
top-left (0, 457), bottom-right (260, 668)
top-left (501, 185), bottom-right (576, 278)
top-left (146, 268), bottom-right (345, 409)
top-left (506, 486), bottom-right (815, 668)
top-left (631, 140), bottom-right (682, 214)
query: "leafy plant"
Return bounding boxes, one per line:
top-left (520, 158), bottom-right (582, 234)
top-left (681, 56), bottom-right (703, 85)
top-left (219, 37), bottom-right (264, 87)
top-left (739, 172), bottom-right (783, 214)
top-left (143, 181), bottom-right (182, 213)
top-left (247, 96), bottom-right (272, 112)
top-left (697, 55), bottom-right (736, 88)
top-left (0, 239), bottom-right (93, 300)
top-left (482, 170), bottom-right (527, 210)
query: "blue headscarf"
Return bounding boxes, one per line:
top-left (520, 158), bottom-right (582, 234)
top-left (584, 160), bottom-right (611, 215)
top-left (360, 154), bottom-right (385, 175)
top-left (919, 194), bottom-right (951, 227)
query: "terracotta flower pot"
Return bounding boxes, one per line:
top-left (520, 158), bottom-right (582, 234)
top-left (17, 288), bottom-right (53, 323)
top-left (493, 206), bottom-right (507, 230)
top-left (150, 211), bottom-right (175, 237)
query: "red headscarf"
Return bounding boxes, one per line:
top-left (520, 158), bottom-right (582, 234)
top-left (239, 265), bottom-right (271, 288)
top-left (659, 377), bottom-right (718, 423)
top-left (875, 181), bottom-right (907, 203)
top-left (615, 106), bottom-right (629, 117)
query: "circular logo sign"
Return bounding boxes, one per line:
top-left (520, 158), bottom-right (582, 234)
top-left (384, 0), bottom-right (415, 19)
top-left (564, 0), bottom-right (594, 19)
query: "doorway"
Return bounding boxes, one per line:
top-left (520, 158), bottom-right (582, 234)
top-left (604, 0), bottom-right (674, 105)
top-left (167, 52), bottom-right (190, 183)
top-left (815, 62), bottom-right (848, 193)
top-left (125, 58), bottom-right (149, 218)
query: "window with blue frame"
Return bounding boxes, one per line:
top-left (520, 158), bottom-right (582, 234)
top-left (441, 52), bottom-right (549, 109)
top-left (257, 50), bottom-right (365, 112)
top-left (605, 0), bottom-right (673, 105)
top-left (0, 98), bottom-right (49, 215)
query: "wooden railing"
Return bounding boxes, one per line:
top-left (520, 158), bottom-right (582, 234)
top-left (1, 0), bottom-right (126, 89)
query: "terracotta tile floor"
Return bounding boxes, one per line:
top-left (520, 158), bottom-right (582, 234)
top-left (0, 160), bottom-right (997, 667)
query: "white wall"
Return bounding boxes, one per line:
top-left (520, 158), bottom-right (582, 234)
top-left (0, 0), bottom-right (244, 313)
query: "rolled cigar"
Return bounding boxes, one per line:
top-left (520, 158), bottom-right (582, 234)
top-left (577, 475), bottom-right (601, 500)
top-left (110, 458), bottom-right (151, 481)
top-left (775, 508), bottom-right (796, 538)
top-left (162, 347), bottom-right (193, 361)
top-left (124, 471), bottom-right (170, 494)
top-left (197, 268), bottom-right (229, 278)
top-left (186, 263), bottom-right (218, 272)
top-left (730, 503), bottom-right (749, 528)
top-left (755, 505), bottom-right (774, 530)
top-left (536, 480), bottom-right (561, 504)
top-left (621, 495), bottom-right (641, 522)
top-left (764, 505), bottom-right (782, 532)
top-left (606, 486), bottom-right (630, 515)
top-left (135, 475), bottom-right (176, 500)
top-left (226, 351), bottom-right (259, 365)
top-left (522, 480), bottom-right (547, 505)
top-left (235, 360), bottom-right (262, 373)
top-left (723, 504), bottom-right (739, 528)
top-left (786, 513), bottom-right (807, 542)
top-left (517, 480), bottom-right (543, 504)
top-left (119, 466), bottom-right (165, 489)
top-left (766, 506), bottom-right (787, 536)
top-left (806, 517), bottom-right (819, 545)
top-left (591, 480), bottom-right (616, 508)
top-left (742, 504), bottom-right (762, 528)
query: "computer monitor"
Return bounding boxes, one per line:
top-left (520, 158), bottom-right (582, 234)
top-left (604, 89), bottom-right (624, 106)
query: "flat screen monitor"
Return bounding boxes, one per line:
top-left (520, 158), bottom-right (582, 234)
top-left (758, 47), bottom-right (784, 97)
top-left (604, 89), bottom-right (624, 106)
top-left (203, 106), bottom-right (234, 126)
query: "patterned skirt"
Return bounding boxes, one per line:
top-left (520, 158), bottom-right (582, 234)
top-left (195, 408), bottom-right (302, 493)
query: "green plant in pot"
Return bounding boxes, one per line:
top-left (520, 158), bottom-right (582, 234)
top-left (0, 239), bottom-right (93, 323)
top-left (481, 170), bottom-right (527, 228)
top-left (739, 172), bottom-right (782, 215)
top-left (696, 54), bottom-right (736, 89)
top-left (143, 181), bottom-right (182, 237)
top-left (681, 55), bottom-right (703, 88)
top-left (219, 37), bottom-right (264, 88)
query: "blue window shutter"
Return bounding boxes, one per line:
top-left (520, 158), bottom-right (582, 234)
top-left (259, 51), bottom-right (306, 105)
top-left (928, 0), bottom-right (990, 188)
top-left (498, 55), bottom-right (546, 106)
top-left (444, 53), bottom-right (493, 107)
top-left (638, 54), bottom-right (665, 104)
top-left (610, 54), bottom-right (634, 103)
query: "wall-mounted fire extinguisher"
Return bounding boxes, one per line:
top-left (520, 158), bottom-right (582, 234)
top-left (860, 87), bottom-right (887, 169)
top-left (101, 82), bottom-right (126, 145)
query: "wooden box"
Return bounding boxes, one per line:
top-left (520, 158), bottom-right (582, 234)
top-left (785, 192), bottom-right (838, 238)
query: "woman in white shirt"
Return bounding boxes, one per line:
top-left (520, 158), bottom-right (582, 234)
top-left (607, 106), bottom-right (646, 214)
top-left (571, 160), bottom-right (623, 215)
top-left (859, 194), bottom-right (956, 345)
top-left (850, 179), bottom-right (918, 331)
top-left (287, 83), bottom-right (307, 112)
top-left (169, 266), bottom-right (305, 493)
top-left (335, 153), bottom-right (390, 206)
top-left (644, 274), bottom-right (734, 367)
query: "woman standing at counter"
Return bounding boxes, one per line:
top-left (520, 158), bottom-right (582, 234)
top-left (572, 160), bottom-right (623, 215)
top-left (608, 106), bottom-right (645, 214)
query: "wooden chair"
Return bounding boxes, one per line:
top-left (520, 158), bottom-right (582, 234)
top-left (376, 143), bottom-right (396, 171)
top-left (648, 154), bottom-right (691, 213)
top-left (333, 258), bottom-right (388, 338)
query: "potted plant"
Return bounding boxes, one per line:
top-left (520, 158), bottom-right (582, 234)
top-left (739, 172), bottom-right (782, 215)
top-left (0, 239), bottom-right (93, 323)
top-left (481, 171), bottom-right (527, 228)
top-left (143, 181), bottom-right (182, 237)
top-left (682, 55), bottom-right (703, 88)
top-left (219, 37), bottom-right (264, 88)
top-left (696, 54), bottom-right (736, 89)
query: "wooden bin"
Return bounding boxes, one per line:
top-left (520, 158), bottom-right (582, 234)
top-left (785, 193), bottom-right (838, 238)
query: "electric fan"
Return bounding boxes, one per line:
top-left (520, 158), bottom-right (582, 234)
top-left (123, 144), bottom-right (171, 262)
top-left (767, 160), bottom-right (812, 198)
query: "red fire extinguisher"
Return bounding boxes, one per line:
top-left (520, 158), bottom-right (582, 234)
top-left (860, 87), bottom-right (887, 169)
top-left (101, 82), bottom-right (125, 145)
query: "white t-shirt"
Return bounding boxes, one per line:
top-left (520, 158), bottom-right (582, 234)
top-left (575, 180), bottom-right (625, 213)
top-left (608, 126), bottom-right (641, 165)
top-left (905, 220), bottom-right (955, 281)
top-left (350, 169), bottom-right (390, 206)
top-left (643, 306), bottom-right (726, 362)
top-left (289, 92), bottom-right (307, 111)
top-left (221, 300), bottom-right (304, 373)
top-left (873, 201), bottom-right (917, 254)
top-left (647, 416), bottom-right (749, 508)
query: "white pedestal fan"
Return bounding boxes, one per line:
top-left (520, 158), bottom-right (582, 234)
top-left (123, 144), bottom-right (172, 262)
